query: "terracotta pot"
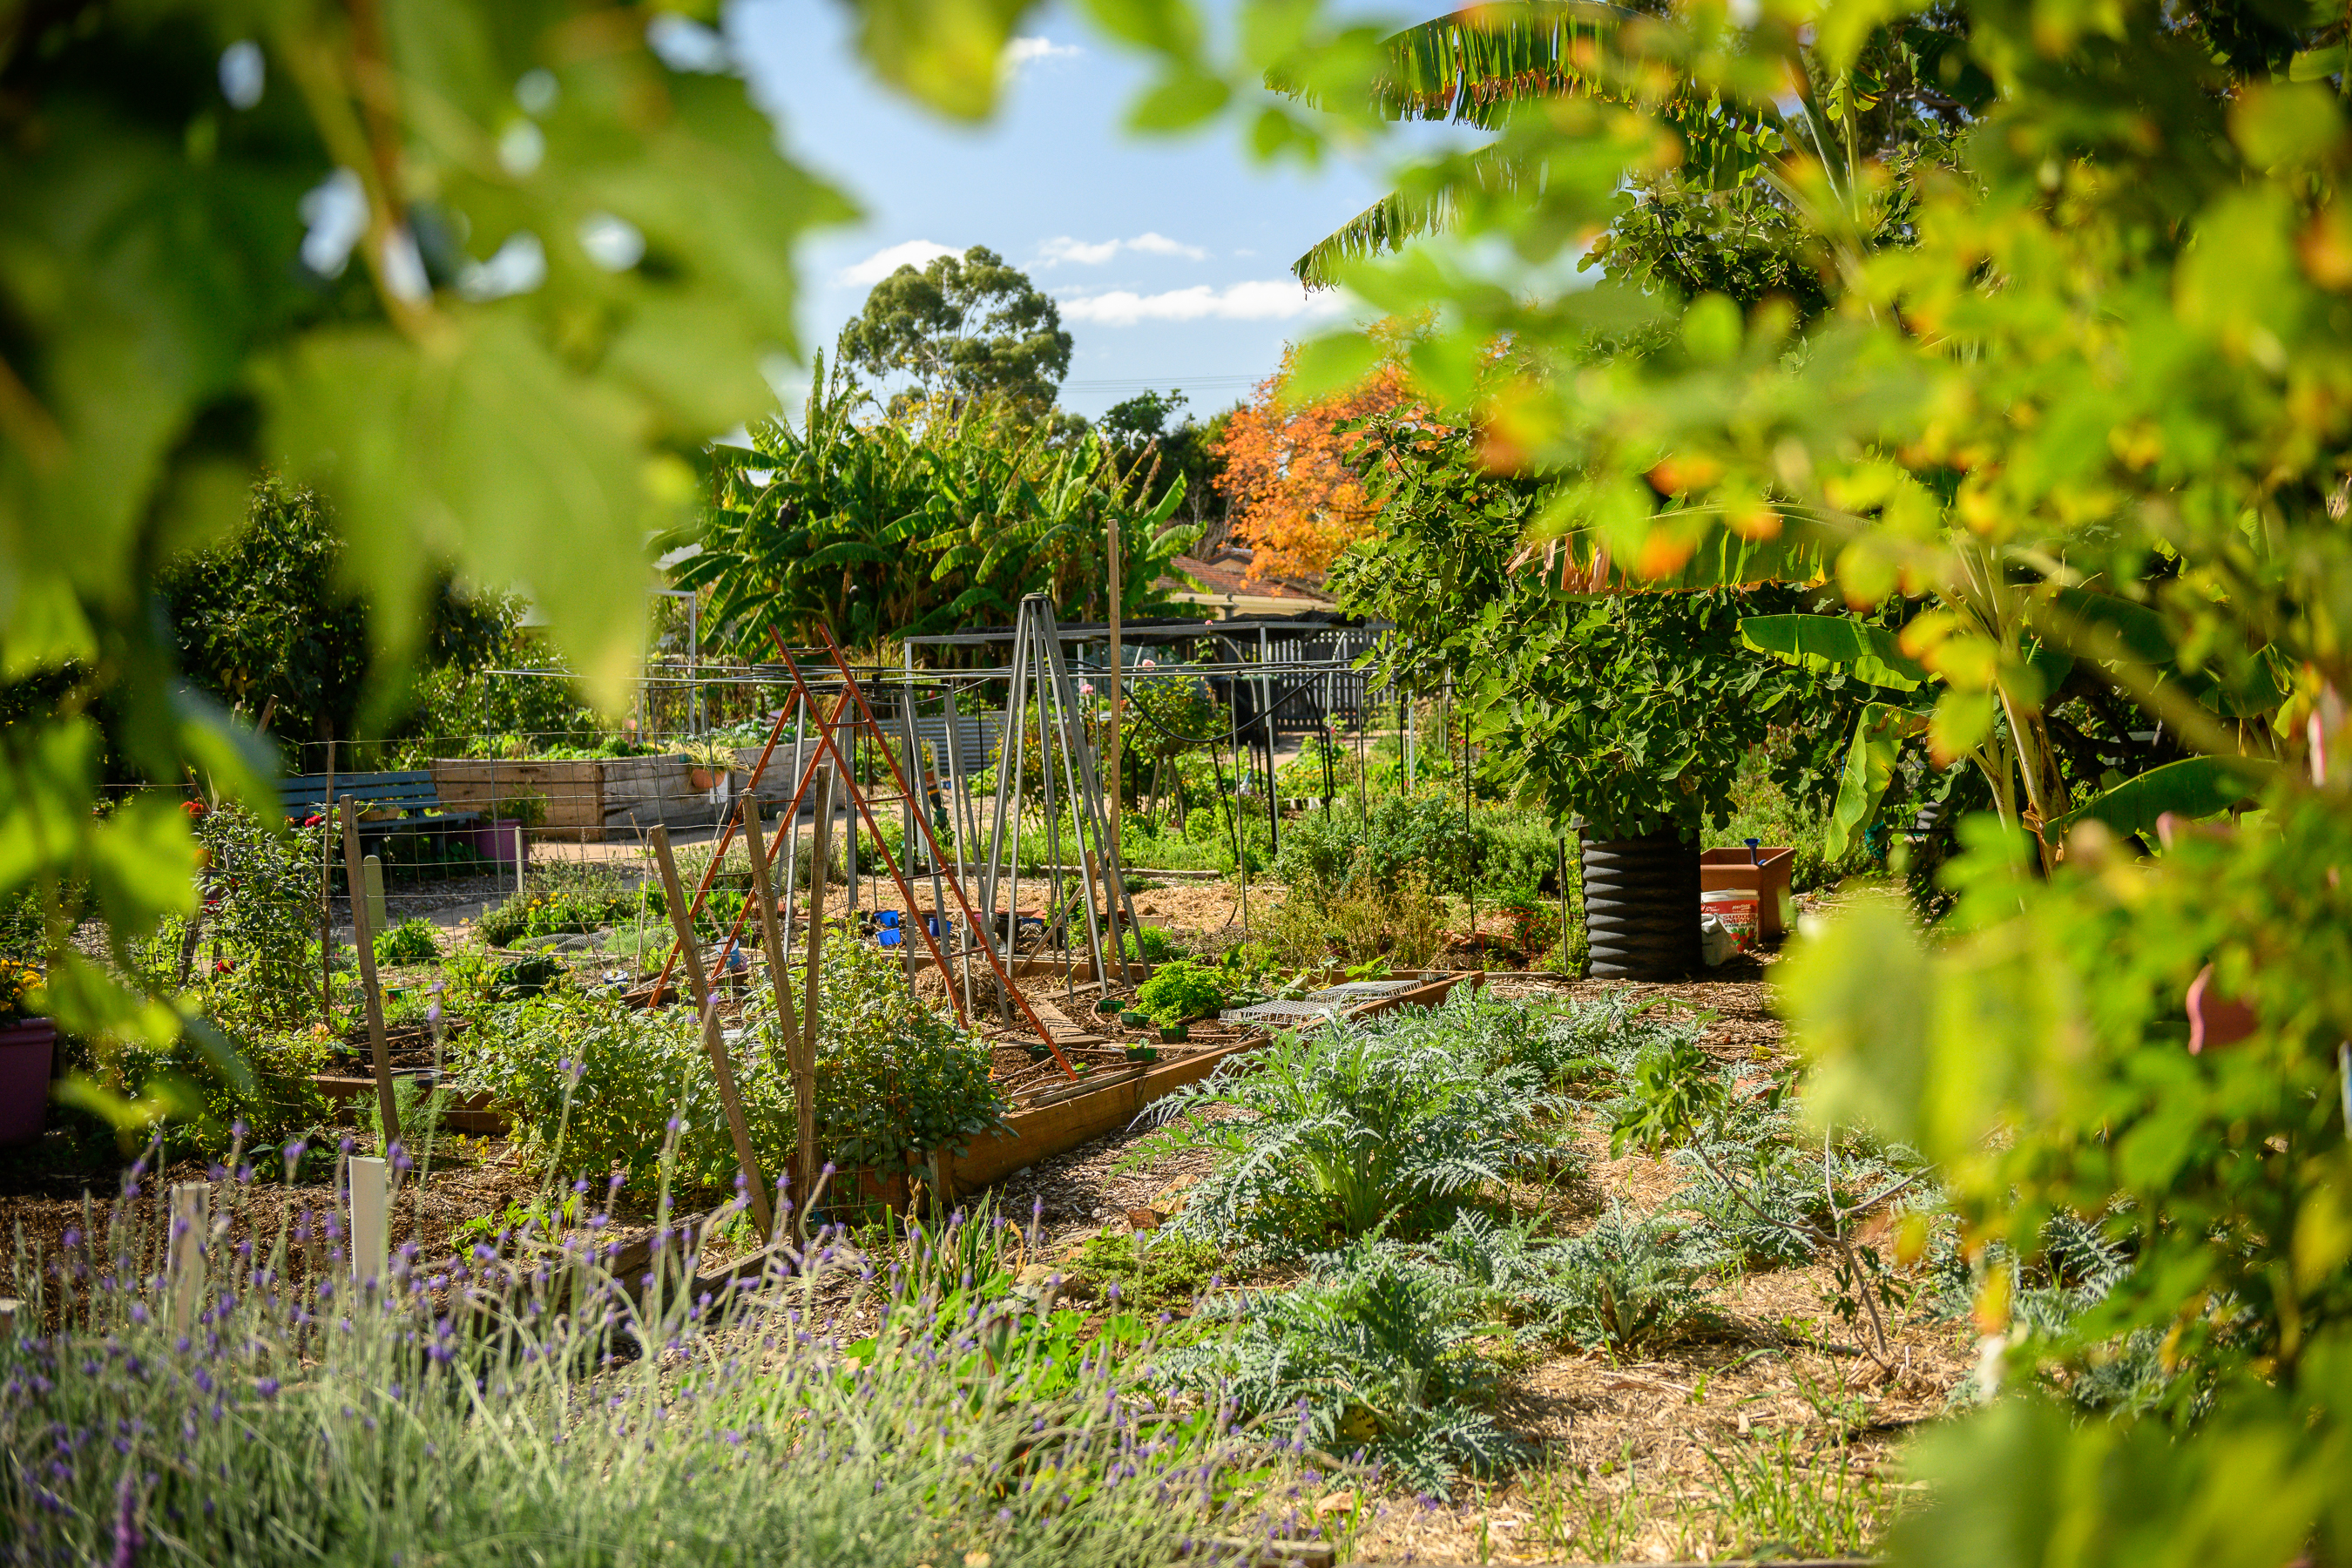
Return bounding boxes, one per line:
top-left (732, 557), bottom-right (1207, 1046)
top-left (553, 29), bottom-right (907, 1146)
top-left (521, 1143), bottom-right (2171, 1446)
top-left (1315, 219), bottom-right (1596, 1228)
top-left (0, 1017), bottom-right (57, 1146)
top-left (688, 767), bottom-right (720, 791)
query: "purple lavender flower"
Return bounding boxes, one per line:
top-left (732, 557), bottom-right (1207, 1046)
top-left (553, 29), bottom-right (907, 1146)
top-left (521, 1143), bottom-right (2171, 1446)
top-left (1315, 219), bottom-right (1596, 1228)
top-left (110, 1472), bottom-right (141, 1568)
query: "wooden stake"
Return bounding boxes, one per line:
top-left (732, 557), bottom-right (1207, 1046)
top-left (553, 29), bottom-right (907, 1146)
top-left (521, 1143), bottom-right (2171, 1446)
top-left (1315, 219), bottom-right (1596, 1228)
top-left (799, 769), bottom-right (834, 1200)
top-left (341, 799), bottom-right (399, 1149)
top-left (740, 802), bottom-right (812, 1210)
top-left (650, 825), bottom-right (775, 1238)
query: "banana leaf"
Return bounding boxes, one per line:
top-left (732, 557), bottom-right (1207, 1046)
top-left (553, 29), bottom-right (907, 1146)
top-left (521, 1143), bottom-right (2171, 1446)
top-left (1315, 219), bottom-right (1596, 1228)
top-left (1740, 614), bottom-right (1927, 691)
top-left (2049, 755), bottom-right (2278, 842)
top-left (1827, 702), bottom-right (1929, 862)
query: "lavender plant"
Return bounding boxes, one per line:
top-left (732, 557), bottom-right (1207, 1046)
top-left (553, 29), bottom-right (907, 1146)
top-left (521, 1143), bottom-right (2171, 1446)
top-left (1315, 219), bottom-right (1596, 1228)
top-left (0, 1142), bottom-right (1322, 1565)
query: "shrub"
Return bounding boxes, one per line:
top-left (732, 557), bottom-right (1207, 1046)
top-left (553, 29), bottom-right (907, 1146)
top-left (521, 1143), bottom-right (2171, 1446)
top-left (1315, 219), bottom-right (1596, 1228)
top-left (1261, 875), bottom-right (1450, 972)
top-left (374, 917), bottom-right (442, 964)
top-left (1139, 990), bottom-right (1558, 1254)
top-left (1158, 1240), bottom-right (1520, 1490)
top-left (1134, 957), bottom-right (1224, 1024)
top-left (476, 863), bottom-right (643, 948)
top-left (462, 936), bottom-right (1007, 1189)
top-left (182, 803), bottom-right (325, 1028)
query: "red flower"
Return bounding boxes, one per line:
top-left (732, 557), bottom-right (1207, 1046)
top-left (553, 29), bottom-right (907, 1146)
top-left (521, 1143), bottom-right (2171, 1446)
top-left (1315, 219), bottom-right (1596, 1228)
top-left (213, 958), bottom-right (234, 974)
top-left (182, 800), bottom-right (207, 818)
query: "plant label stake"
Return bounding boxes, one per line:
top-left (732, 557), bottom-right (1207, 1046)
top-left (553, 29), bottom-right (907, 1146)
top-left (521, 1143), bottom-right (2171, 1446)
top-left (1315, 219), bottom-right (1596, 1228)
top-left (740, 801), bottom-right (813, 1212)
top-left (348, 1155), bottom-right (389, 1287)
top-left (167, 1181), bottom-right (207, 1335)
top-left (650, 824), bottom-right (775, 1238)
top-left (341, 799), bottom-right (400, 1148)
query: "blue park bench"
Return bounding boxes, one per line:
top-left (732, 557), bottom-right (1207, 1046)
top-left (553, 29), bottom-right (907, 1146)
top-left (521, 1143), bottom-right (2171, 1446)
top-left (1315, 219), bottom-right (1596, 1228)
top-left (277, 771), bottom-right (483, 842)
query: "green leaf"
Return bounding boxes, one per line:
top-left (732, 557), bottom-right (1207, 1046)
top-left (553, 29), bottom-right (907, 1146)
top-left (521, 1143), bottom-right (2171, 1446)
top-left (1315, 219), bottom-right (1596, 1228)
top-left (1128, 65), bottom-right (1232, 132)
top-left (1826, 702), bottom-right (1926, 862)
top-left (846, 0), bottom-right (1040, 120)
top-left (1740, 614), bottom-right (1928, 691)
top-left (2050, 755), bottom-right (2278, 841)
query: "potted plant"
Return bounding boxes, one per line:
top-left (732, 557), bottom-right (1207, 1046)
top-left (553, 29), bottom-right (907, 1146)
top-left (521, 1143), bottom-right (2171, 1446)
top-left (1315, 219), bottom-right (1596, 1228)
top-left (1330, 422), bottom-right (1848, 981)
top-left (1155, 1020), bottom-right (1188, 1044)
top-left (686, 740), bottom-right (733, 793)
top-left (1125, 1043), bottom-right (1160, 1063)
top-left (1119, 1010), bottom-right (1149, 1030)
top-left (471, 790), bottom-right (545, 867)
top-left (0, 957), bottom-right (54, 1146)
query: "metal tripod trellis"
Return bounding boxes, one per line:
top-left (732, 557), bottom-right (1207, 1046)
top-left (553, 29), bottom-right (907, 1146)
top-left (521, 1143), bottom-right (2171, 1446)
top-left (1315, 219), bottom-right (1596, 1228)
top-left (979, 594), bottom-right (1145, 1005)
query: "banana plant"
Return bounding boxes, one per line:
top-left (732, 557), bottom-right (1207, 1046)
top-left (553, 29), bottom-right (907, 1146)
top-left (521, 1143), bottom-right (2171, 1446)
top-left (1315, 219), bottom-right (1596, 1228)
top-left (1740, 574), bottom-right (2288, 863)
top-left (672, 354), bottom-right (1199, 652)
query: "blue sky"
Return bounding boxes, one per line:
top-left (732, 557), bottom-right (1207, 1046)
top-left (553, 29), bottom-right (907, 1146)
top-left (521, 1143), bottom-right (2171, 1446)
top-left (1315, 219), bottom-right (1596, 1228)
top-left (724, 1), bottom-right (1410, 421)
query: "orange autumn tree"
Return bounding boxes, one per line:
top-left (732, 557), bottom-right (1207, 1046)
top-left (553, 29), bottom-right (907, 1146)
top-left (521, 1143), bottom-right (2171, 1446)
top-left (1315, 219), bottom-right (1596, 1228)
top-left (1213, 335), bottom-right (1421, 581)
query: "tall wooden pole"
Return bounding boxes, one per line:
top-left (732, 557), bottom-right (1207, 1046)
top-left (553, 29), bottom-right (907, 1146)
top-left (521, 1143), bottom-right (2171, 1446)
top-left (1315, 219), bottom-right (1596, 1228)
top-left (797, 768), bottom-right (834, 1202)
top-left (340, 800), bottom-right (399, 1148)
top-left (1106, 501), bottom-right (1122, 903)
top-left (740, 803), bottom-right (814, 1215)
top-left (649, 825), bottom-right (774, 1238)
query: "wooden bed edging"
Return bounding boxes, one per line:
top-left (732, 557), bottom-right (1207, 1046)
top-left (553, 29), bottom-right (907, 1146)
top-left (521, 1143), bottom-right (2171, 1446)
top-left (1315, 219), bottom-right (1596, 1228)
top-left (308, 971), bottom-right (1486, 1171)
top-left (947, 970), bottom-right (1481, 1193)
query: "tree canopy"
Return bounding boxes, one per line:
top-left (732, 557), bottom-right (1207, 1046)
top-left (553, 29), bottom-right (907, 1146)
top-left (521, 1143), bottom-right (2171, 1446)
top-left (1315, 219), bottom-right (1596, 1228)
top-left (835, 244), bottom-right (1073, 412)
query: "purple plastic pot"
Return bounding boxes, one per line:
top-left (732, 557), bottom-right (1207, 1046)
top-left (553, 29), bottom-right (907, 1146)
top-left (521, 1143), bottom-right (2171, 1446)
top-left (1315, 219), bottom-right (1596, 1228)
top-left (466, 818), bottom-right (529, 868)
top-left (0, 1017), bottom-right (57, 1146)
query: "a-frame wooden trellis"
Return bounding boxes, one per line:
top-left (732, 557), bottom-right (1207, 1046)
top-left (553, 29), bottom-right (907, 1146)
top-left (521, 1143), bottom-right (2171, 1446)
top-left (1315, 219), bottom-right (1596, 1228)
top-left (647, 624), bottom-right (1078, 1078)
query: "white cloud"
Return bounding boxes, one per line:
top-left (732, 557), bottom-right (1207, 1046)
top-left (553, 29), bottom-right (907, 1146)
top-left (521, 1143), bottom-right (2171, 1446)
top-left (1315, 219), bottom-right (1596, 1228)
top-left (1004, 36), bottom-right (1083, 71)
top-left (836, 239), bottom-right (957, 287)
top-left (1058, 279), bottom-right (1343, 327)
top-left (1037, 231), bottom-right (1209, 267)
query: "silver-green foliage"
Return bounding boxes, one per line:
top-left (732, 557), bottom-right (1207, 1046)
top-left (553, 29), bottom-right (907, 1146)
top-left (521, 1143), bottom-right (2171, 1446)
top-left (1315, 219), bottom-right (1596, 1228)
top-left (1157, 1239), bottom-right (1521, 1490)
top-left (1138, 988), bottom-right (1560, 1256)
top-left (1432, 1205), bottom-right (1717, 1354)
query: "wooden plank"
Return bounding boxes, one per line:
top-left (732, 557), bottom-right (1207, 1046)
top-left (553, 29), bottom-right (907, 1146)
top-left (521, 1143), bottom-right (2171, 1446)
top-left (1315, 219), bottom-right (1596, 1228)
top-left (430, 758), bottom-right (606, 835)
top-left (1027, 997), bottom-right (1110, 1048)
top-left (951, 1037), bottom-right (1258, 1188)
top-left (950, 970), bottom-right (1479, 1190)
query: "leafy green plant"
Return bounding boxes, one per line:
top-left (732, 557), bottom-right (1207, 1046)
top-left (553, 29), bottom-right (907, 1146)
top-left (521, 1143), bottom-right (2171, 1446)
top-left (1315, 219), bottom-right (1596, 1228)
top-left (675, 362), bottom-right (1199, 652)
top-left (1134, 956), bottom-right (1225, 1025)
top-left (178, 803), bottom-right (327, 1029)
top-left (463, 936), bottom-right (1005, 1190)
top-left (1119, 923), bottom-right (1184, 963)
top-left (1159, 1240), bottom-right (1520, 1489)
top-left (1533, 1203), bottom-right (1715, 1354)
top-left (1059, 1230), bottom-right (1222, 1315)
top-left (1138, 990), bottom-right (1558, 1255)
top-left (476, 863), bottom-right (642, 948)
top-left (373, 917), bottom-right (442, 965)
top-left (1608, 1037), bottom-right (1732, 1155)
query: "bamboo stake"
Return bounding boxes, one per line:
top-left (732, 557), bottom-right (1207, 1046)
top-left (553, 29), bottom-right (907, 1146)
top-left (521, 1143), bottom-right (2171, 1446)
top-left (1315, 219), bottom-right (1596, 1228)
top-left (740, 802), bottom-right (809, 1213)
top-left (799, 768), bottom-right (833, 1201)
top-left (340, 799), bottom-right (399, 1149)
top-left (649, 825), bottom-right (774, 1238)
